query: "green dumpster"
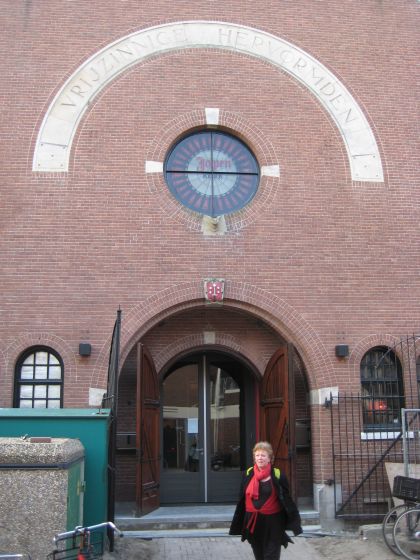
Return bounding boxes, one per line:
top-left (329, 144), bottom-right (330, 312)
top-left (0, 408), bottom-right (111, 526)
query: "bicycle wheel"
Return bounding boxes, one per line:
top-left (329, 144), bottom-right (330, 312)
top-left (383, 504), bottom-right (412, 555)
top-left (393, 507), bottom-right (420, 560)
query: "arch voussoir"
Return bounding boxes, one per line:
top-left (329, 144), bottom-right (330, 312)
top-left (90, 280), bottom-right (332, 391)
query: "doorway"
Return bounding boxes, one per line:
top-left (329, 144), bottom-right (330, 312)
top-left (115, 322), bottom-right (314, 513)
top-left (160, 351), bottom-right (256, 503)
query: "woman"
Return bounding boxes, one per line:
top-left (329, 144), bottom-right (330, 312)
top-left (229, 441), bottom-right (302, 560)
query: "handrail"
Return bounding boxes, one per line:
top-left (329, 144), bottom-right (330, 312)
top-left (53, 521), bottom-right (123, 544)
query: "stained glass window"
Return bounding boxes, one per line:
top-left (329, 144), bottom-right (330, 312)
top-left (165, 131), bottom-right (259, 217)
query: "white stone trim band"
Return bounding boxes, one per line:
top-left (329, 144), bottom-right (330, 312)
top-left (32, 21), bottom-right (384, 182)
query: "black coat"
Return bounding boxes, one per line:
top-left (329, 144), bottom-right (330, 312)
top-left (229, 468), bottom-right (303, 548)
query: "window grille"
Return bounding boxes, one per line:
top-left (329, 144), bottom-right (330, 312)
top-left (360, 346), bottom-right (404, 430)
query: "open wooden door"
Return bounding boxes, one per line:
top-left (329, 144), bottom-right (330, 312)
top-left (260, 344), bottom-right (296, 497)
top-left (135, 343), bottom-right (160, 514)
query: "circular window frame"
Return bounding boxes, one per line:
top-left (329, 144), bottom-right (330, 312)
top-left (145, 109), bottom-right (280, 233)
top-left (164, 129), bottom-right (260, 218)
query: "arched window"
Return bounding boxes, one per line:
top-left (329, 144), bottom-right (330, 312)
top-left (361, 346), bottom-right (404, 430)
top-left (14, 347), bottom-right (63, 408)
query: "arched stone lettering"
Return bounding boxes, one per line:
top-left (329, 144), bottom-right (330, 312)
top-left (32, 21), bottom-right (383, 182)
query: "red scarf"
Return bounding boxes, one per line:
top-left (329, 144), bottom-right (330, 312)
top-left (245, 464), bottom-right (281, 533)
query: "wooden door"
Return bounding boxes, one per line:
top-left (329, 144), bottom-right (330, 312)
top-left (136, 343), bottom-right (160, 514)
top-left (260, 345), bottom-right (296, 495)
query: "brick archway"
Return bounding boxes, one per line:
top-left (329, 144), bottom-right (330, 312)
top-left (348, 333), bottom-right (410, 393)
top-left (349, 334), bottom-right (401, 364)
top-left (152, 334), bottom-right (264, 377)
top-left (90, 279), bottom-right (333, 391)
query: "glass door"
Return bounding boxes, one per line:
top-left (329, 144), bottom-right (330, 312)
top-left (207, 360), bottom-right (242, 501)
top-left (160, 353), bottom-right (252, 504)
top-left (161, 362), bottom-right (203, 503)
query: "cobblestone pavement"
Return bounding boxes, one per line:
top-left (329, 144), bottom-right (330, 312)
top-left (104, 537), bottom-right (332, 560)
top-left (153, 536), bottom-right (315, 559)
top-left (105, 532), bottom-right (397, 560)
top-left (105, 535), bottom-right (322, 559)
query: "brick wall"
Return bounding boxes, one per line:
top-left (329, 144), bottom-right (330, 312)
top-left (1, 1), bottom-right (418, 494)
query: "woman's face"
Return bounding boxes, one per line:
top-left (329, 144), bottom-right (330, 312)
top-left (254, 449), bottom-right (271, 470)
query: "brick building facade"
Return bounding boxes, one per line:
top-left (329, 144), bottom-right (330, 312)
top-left (1, 1), bottom-right (419, 517)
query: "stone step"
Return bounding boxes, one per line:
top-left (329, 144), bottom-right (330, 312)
top-left (115, 506), bottom-right (320, 532)
top-left (120, 525), bottom-right (323, 539)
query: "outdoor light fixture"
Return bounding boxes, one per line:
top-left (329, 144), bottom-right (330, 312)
top-left (335, 344), bottom-right (349, 358)
top-left (79, 343), bottom-right (92, 357)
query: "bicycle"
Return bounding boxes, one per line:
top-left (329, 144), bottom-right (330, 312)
top-left (383, 475), bottom-right (420, 560)
top-left (393, 504), bottom-right (420, 560)
top-left (48, 522), bottom-right (123, 560)
top-left (382, 475), bottom-right (420, 557)
top-left (383, 502), bottom-right (416, 555)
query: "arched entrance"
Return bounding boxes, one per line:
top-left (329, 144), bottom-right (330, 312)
top-left (115, 306), bottom-right (313, 514)
top-left (160, 350), bottom-right (257, 504)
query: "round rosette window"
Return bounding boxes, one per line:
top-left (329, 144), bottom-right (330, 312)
top-left (164, 131), bottom-right (259, 217)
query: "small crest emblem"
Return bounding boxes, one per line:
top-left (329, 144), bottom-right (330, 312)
top-left (204, 279), bottom-right (225, 303)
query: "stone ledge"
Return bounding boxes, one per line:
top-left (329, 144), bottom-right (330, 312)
top-left (0, 437), bottom-right (84, 465)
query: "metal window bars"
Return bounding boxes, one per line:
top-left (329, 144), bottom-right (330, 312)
top-left (329, 334), bottom-right (420, 519)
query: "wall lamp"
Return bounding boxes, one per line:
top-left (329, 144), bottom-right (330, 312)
top-left (79, 343), bottom-right (92, 357)
top-left (335, 344), bottom-right (349, 358)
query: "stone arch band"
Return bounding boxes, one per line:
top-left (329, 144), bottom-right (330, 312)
top-left (32, 21), bottom-right (384, 183)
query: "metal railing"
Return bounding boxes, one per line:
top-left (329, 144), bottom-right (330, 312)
top-left (330, 396), bottom-right (420, 519)
top-left (330, 393), bottom-right (404, 519)
top-left (48, 522), bottom-right (123, 560)
top-left (329, 334), bottom-right (420, 520)
top-left (402, 408), bottom-right (420, 477)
